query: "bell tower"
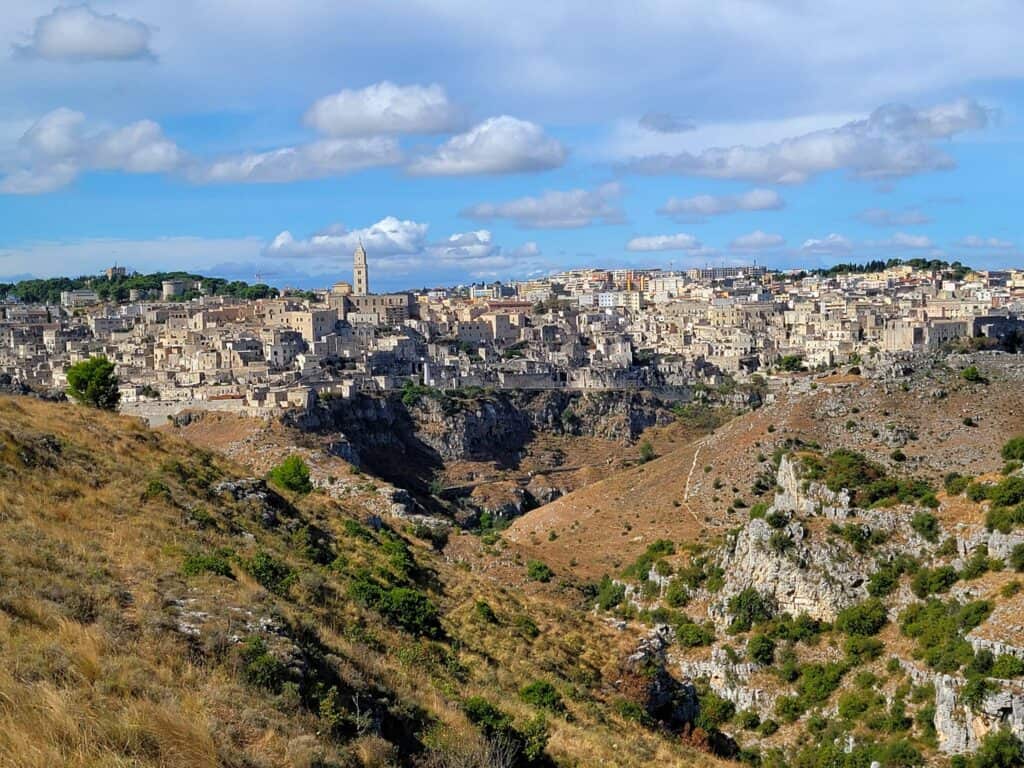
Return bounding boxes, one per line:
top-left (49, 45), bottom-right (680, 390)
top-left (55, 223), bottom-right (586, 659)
top-left (353, 242), bottom-right (369, 296)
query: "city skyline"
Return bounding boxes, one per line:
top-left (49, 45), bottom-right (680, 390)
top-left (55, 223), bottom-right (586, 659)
top-left (1, 2), bottom-right (1023, 291)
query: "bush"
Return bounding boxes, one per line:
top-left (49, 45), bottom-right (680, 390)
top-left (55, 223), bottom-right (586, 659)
top-left (912, 565), bottom-right (959, 598)
top-left (900, 598), bottom-right (992, 674)
top-left (638, 441), bottom-right (656, 463)
top-left (182, 549), bottom-right (233, 578)
top-left (526, 560), bottom-right (553, 583)
top-left (727, 588), bottom-right (775, 633)
top-left (244, 549), bottom-right (295, 595)
top-left (946, 473), bottom-right (972, 496)
top-left (463, 696), bottom-right (512, 733)
top-left (1003, 437), bottom-right (1024, 463)
top-left (474, 600), bottom-right (498, 623)
top-left (992, 655), bottom-right (1024, 679)
top-left (66, 356), bottom-right (120, 410)
top-left (961, 366), bottom-right (986, 383)
top-left (1011, 544), bottom-right (1024, 572)
top-left (911, 511), bottom-right (940, 542)
top-left (748, 633), bottom-right (776, 665)
top-left (268, 455), bottom-right (313, 494)
top-left (676, 618), bottom-right (716, 647)
top-left (348, 578), bottom-right (441, 637)
top-left (835, 598), bottom-right (888, 637)
top-left (695, 685), bottom-right (735, 730)
top-left (664, 577), bottom-right (690, 608)
top-left (519, 680), bottom-right (564, 713)
top-left (238, 636), bottom-right (286, 692)
top-left (971, 729), bottom-right (1024, 768)
top-left (596, 575), bottom-right (626, 610)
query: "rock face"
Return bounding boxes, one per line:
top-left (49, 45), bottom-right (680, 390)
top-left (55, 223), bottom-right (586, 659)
top-left (929, 672), bottom-right (1024, 754)
top-left (678, 647), bottom-right (775, 712)
top-left (773, 454), bottom-right (852, 518)
top-left (618, 626), bottom-right (700, 729)
top-left (715, 517), bottom-right (868, 623)
top-left (288, 390), bottom-right (679, 489)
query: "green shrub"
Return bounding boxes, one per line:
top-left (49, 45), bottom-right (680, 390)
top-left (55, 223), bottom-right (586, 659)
top-left (900, 598), bottom-right (993, 674)
top-left (912, 565), bottom-right (959, 598)
top-left (747, 633), bottom-right (776, 665)
top-left (664, 577), bottom-right (690, 608)
top-left (638, 441), bottom-right (656, 463)
top-left (835, 598), bottom-right (888, 636)
top-left (845, 636), bottom-right (885, 664)
top-left (244, 549), bottom-right (295, 595)
top-left (735, 709), bottom-right (761, 730)
top-left (749, 502), bottom-right (769, 519)
top-left (238, 636), bottom-right (286, 692)
top-left (596, 575), bottom-right (626, 610)
top-left (1003, 437), bottom-right (1024, 463)
top-left (622, 539), bottom-right (675, 580)
top-left (519, 680), bottom-right (564, 713)
top-left (676, 619), bottom-right (715, 647)
top-left (694, 685), bottom-right (735, 730)
top-left (727, 588), bottom-right (775, 633)
top-left (911, 511), bottom-right (940, 542)
top-left (526, 560), bottom-right (553, 583)
top-left (348, 578), bottom-right (441, 637)
top-left (992, 655), bottom-right (1024, 679)
top-left (945, 472), bottom-right (972, 495)
top-left (961, 366), bottom-right (986, 383)
top-left (970, 729), bottom-right (1024, 768)
top-left (474, 600), bottom-right (498, 623)
top-left (613, 698), bottom-right (652, 726)
top-left (968, 482), bottom-right (992, 502)
top-left (463, 696), bottom-right (512, 733)
top-left (268, 455), bottom-right (313, 494)
top-left (182, 549), bottom-right (233, 578)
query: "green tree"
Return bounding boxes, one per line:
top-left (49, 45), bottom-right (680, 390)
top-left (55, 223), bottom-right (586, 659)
top-left (268, 455), bottom-right (313, 494)
top-left (65, 356), bottom-right (120, 410)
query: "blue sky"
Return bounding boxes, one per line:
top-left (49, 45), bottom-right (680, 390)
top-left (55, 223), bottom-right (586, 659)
top-left (0, 2), bottom-right (1022, 291)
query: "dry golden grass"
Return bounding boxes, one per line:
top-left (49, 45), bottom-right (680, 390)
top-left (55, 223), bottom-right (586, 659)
top-left (0, 395), bottom-right (725, 768)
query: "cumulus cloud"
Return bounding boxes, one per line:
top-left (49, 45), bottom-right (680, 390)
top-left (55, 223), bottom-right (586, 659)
top-left (429, 230), bottom-right (500, 261)
top-left (858, 207), bottom-right (931, 226)
top-left (15, 5), bottom-right (154, 61)
top-left (192, 137), bottom-right (401, 184)
top-left (265, 217), bottom-right (429, 258)
top-left (407, 116), bottom-right (566, 176)
top-left (626, 233), bottom-right (702, 252)
top-left (955, 235), bottom-right (1014, 249)
top-left (659, 188), bottom-right (784, 219)
top-left (623, 98), bottom-right (990, 184)
top-left (888, 231), bottom-right (937, 249)
top-left (0, 108), bottom-right (185, 194)
top-left (730, 230), bottom-right (785, 250)
top-left (638, 112), bottom-right (695, 134)
top-left (802, 233), bottom-right (853, 255)
top-left (462, 182), bottom-right (623, 229)
top-left (304, 81), bottom-right (461, 136)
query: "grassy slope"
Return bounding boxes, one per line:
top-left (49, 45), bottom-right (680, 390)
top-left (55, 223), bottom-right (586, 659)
top-left (0, 395), bottom-right (722, 768)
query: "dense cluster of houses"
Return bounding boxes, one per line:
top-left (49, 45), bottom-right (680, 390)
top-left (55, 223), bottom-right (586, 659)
top-left (2, 250), bottom-right (1023, 421)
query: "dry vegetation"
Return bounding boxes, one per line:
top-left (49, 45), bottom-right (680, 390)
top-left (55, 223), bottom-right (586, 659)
top-left (0, 395), bottom-right (724, 768)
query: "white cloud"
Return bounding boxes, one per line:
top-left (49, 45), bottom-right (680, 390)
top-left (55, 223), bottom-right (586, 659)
top-left (802, 233), bottom-right (853, 255)
top-left (638, 113), bottom-right (695, 134)
top-left (623, 98), bottom-right (990, 184)
top-left (0, 108), bottom-right (185, 194)
top-left (886, 232), bottom-right (933, 249)
top-left (955, 235), bottom-right (1014, 249)
top-left (265, 217), bottom-right (429, 258)
top-left (659, 188), bottom-right (784, 219)
top-left (858, 207), bottom-right (931, 226)
top-left (462, 182), bottom-right (622, 229)
top-left (407, 116), bottom-right (566, 176)
top-left (429, 230), bottom-right (500, 261)
top-left (304, 81), bottom-right (461, 136)
top-left (626, 233), bottom-right (702, 252)
top-left (15, 5), bottom-right (154, 61)
top-left (92, 120), bottom-right (183, 173)
top-left (193, 137), bottom-right (401, 184)
top-left (731, 230), bottom-right (785, 250)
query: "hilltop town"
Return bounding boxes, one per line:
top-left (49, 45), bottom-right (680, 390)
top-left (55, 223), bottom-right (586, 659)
top-left (2, 251), bottom-right (1023, 424)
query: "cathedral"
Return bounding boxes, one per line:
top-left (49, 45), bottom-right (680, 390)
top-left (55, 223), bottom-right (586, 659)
top-left (328, 244), bottom-right (416, 325)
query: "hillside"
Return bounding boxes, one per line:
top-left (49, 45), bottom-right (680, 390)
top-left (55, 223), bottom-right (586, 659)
top-left (0, 395), bottom-right (725, 768)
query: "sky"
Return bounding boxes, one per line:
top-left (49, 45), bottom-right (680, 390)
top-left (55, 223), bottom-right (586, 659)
top-left (0, 2), bottom-right (1022, 292)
